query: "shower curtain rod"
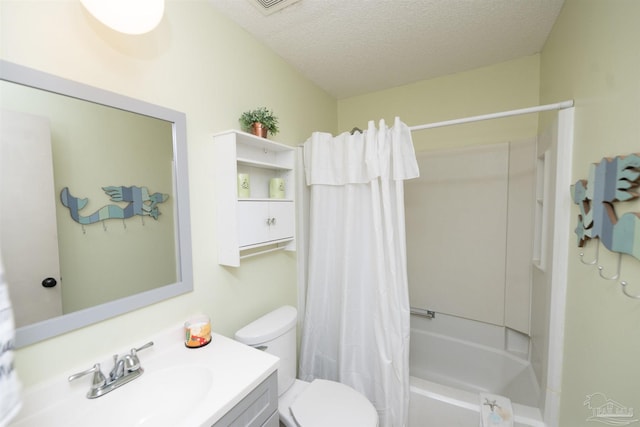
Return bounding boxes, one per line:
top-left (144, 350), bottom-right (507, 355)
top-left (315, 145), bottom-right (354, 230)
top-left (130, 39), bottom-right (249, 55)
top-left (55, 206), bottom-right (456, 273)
top-left (408, 100), bottom-right (574, 132)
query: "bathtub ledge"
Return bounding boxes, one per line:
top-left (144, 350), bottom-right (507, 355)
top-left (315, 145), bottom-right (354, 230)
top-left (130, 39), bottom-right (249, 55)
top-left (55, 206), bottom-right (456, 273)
top-left (410, 376), bottom-right (545, 427)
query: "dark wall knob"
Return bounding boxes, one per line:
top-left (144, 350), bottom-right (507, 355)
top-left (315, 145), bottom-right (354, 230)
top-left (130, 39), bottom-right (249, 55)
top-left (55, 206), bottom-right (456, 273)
top-left (42, 277), bottom-right (58, 288)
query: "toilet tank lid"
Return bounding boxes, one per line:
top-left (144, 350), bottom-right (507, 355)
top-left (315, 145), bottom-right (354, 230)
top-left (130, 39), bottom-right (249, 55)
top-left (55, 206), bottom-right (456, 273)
top-left (235, 305), bottom-right (297, 345)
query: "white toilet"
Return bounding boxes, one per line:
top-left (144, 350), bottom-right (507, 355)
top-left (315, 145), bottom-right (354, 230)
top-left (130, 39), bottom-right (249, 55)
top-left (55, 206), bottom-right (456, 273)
top-left (235, 305), bottom-right (379, 427)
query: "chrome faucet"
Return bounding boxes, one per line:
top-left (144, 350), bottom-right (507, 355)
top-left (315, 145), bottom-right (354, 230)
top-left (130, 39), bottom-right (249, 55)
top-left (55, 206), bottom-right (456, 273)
top-left (68, 341), bottom-right (154, 399)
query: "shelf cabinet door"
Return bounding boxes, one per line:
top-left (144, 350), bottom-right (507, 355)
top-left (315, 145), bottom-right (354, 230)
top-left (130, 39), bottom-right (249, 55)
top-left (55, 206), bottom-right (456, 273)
top-left (237, 200), bottom-right (294, 248)
top-left (268, 201), bottom-right (294, 242)
top-left (237, 201), bottom-right (270, 247)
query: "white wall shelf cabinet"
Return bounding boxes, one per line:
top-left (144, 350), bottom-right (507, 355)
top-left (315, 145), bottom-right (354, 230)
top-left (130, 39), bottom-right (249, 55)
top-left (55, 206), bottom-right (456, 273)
top-left (214, 130), bottom-right (295, 267)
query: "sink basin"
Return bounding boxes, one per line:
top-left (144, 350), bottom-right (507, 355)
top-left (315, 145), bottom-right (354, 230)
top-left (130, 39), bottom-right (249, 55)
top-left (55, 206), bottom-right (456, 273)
top-left (13, 365), bottom-right (214, 427)
top-left (86, 365), bottom-right (214, 427)
top-left (10, 328), bottom-right (279, 427)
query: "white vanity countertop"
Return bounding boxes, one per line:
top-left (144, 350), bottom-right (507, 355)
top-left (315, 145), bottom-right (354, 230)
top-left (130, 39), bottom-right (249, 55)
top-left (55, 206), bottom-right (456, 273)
top-left (10, 325), bottom-right (279, 427)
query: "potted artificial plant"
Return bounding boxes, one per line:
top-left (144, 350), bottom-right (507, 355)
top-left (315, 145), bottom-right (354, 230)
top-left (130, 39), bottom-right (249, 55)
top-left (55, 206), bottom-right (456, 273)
top-left (239, 107), bottom-right (279, 138)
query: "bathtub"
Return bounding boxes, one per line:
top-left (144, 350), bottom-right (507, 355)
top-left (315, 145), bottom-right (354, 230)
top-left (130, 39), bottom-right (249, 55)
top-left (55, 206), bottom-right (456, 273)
top-left (409, 314), bottom-right (545, 427)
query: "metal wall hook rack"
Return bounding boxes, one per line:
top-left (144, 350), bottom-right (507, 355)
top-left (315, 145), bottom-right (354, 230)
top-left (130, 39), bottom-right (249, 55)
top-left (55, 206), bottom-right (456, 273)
top-left (597, 253), bottom-right (622, 280)
top-left (577, 240), bottom-right (638, 301)
top-left (621, 281), bottom-right (640, 299)
top-left (580, 242), bottom-right (599, 265)
top-left (572, 152), bottom-right (640, 301)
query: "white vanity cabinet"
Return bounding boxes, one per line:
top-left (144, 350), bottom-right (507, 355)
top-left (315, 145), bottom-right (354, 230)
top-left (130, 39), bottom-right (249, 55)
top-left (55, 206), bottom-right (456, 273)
top-left (214, 130), bottom-right (295, 266)
top-left (212, 371), bottom-right (278, 427)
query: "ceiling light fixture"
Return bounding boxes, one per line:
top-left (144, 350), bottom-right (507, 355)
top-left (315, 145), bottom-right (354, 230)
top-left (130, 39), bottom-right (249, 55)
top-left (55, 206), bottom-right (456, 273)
top-left (80, 0), bottom-right (165, 35)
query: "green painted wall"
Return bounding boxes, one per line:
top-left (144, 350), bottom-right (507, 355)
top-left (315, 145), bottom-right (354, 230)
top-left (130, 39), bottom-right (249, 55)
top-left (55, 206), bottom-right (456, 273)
top-left (540, 1), bottom-right (640, 425)
top-left (338, 54), bottom-right (540, 152)
top-left (1, 0), bottom-right (336, 386)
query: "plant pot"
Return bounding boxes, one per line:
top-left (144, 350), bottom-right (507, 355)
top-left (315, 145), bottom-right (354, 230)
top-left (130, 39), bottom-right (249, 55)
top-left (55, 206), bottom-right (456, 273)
top-left (251, 122), bottom-right (268, 138)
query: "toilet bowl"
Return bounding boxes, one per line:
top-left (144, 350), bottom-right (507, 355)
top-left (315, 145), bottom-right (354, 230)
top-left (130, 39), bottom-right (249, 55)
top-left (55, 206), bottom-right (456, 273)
top-left (234, 306), bottom-right (378, 427)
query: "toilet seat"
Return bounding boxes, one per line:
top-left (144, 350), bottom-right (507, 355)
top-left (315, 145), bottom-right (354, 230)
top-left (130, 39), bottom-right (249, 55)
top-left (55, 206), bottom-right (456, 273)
top-left (289, 379), bottom-right (378, 427)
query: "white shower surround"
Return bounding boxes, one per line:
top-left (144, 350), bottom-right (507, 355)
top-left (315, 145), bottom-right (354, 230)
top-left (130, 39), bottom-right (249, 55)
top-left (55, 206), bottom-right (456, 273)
top-left (405, 107), bottom-right (575, 427)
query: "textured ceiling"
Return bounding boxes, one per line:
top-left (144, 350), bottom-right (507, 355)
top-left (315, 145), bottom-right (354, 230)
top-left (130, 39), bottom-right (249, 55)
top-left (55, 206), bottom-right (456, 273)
top-left (209, 0), bottom-right (565, 99)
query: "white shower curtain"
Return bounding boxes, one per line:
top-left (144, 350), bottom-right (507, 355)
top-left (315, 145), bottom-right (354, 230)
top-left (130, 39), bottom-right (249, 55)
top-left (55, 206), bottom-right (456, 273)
top-left (298, 117), bottom-right (419, 427)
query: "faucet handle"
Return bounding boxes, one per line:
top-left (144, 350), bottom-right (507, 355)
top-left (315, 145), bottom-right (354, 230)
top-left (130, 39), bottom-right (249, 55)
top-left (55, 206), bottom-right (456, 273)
top-left (124, 354), bottom-right (140, 372)
top-left (68, 363), bottom-right (107, 391)
top-left (130, 341), bottom-right (154, 360)
top-left (133, 341), bottom-right (154, 353)
top-left (127, 341), bottom-right (154, 371)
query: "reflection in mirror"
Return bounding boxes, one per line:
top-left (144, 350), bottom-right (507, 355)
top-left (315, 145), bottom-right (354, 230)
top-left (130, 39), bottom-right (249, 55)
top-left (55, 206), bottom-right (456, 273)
top-left (0, 60), bottom-right (193, 347)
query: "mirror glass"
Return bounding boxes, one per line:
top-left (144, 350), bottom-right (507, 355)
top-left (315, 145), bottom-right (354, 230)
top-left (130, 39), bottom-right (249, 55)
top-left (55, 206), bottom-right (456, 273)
top-left (0, 60), bottom-right (193, 347)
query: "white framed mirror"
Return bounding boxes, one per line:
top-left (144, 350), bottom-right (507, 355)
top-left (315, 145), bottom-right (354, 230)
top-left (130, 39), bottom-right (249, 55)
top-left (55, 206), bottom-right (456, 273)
top-left (0, 60), bottom-right (193, 347)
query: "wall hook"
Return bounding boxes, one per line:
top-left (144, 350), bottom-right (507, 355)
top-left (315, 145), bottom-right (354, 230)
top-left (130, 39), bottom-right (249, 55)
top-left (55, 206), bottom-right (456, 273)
top-left (597, 253), bottom-right (622, 280)
top-left (579, 241), bottom-right (599, 265)
top-left (621, 280), bottom-right (640, 300)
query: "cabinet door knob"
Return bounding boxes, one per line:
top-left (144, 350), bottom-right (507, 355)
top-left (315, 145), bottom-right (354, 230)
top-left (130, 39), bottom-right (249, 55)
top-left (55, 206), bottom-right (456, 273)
top-left (271, 217), bottom-right (276, 225)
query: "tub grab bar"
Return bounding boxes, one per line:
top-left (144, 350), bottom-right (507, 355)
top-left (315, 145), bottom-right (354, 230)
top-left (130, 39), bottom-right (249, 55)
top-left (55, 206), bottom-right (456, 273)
top-left (410, 307), bottom-right (435, 319)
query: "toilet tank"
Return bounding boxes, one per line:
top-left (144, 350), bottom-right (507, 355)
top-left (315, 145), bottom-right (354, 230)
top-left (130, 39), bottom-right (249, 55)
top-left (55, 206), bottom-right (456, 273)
top-left (234, 305), bottom-right (297, 396)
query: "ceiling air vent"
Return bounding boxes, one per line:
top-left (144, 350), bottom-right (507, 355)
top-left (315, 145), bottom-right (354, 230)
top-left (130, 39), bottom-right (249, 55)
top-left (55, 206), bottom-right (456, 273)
top-left (247, 0), bottom-right (302, 16)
